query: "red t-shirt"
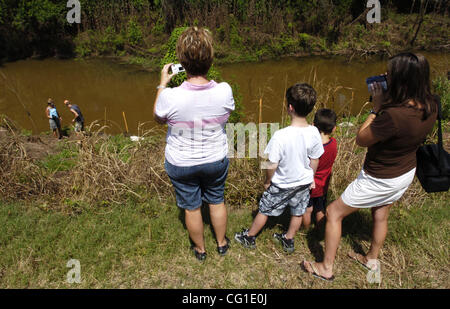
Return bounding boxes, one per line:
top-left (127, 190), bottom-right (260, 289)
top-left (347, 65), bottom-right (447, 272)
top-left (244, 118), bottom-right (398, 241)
top-left (311, 137), bottom-right (338, 198)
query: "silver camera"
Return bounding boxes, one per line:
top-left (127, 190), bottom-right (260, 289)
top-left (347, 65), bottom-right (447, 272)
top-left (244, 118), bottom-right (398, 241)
top-left (171, 64), bottom-right (185, 74)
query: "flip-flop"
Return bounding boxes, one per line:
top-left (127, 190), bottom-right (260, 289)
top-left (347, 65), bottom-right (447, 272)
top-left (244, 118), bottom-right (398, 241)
top-left (302, 261), bottom-right (335, 282)
top-left (347, 252), bottom-right (379, 271)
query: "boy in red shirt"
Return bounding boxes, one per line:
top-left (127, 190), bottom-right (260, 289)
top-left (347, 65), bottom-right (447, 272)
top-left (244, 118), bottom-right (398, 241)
top-left (303, 109), bottom-right (338, 229)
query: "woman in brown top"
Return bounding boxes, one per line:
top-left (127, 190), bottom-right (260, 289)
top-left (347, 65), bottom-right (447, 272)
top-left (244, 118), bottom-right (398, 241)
top-left (303, 53), bottom-right (438, 281)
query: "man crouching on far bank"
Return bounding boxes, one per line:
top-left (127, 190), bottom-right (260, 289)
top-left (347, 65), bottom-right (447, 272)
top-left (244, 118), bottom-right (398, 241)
top-left (235, 83), bottom-right (324, 253)
top-left (64, 99), bottom-right (84, 134)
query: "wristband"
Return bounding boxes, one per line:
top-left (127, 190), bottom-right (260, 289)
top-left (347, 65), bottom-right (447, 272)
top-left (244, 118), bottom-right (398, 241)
top-left (156, 85), bottom-right (166, 89)
top-left (369, 109), bottom-right (379, 116)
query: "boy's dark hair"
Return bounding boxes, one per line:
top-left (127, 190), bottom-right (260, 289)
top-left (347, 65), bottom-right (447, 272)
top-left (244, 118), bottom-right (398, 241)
top-left (314, 109), bottom-right (337, 134)
top-left (286, 83), bottom-right (317, 117)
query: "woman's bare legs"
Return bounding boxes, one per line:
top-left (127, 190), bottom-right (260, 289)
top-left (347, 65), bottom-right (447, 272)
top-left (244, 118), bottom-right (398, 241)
top-left (209, 202), bottom-right (228, 247)
top-left (366, 204), bottom-right (392, 260)
top-left (185, 207), bottom-right (205, 253)
top-left (304, 197), bottom-right (358, 278)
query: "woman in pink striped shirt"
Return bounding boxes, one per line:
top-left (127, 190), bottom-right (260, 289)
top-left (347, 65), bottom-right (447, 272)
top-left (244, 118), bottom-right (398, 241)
top-left (153, 27), bottom-right (235, 261)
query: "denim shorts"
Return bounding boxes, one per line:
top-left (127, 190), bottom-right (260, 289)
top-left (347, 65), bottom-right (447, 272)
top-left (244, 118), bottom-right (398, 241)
top-left (165, 157), bottom-right (229, 210)
top-left (49, 119), bottom-right (60, 130)
top-left (259, 183), bottom-right (311, 217)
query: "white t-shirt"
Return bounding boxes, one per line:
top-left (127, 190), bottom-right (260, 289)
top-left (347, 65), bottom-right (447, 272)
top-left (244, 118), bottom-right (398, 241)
top-left (155, 80), bottom-right (235, 167)
top-left (265, 125), bottom-right (324, 188)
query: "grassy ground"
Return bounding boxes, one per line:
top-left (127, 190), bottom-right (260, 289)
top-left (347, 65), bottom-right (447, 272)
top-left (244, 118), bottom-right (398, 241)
top-left (0, 191), bottom-right (448, 289)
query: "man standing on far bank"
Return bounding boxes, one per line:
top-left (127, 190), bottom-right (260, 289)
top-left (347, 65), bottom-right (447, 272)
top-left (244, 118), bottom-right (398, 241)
top-left (64, 100), bottom-right (84, 133)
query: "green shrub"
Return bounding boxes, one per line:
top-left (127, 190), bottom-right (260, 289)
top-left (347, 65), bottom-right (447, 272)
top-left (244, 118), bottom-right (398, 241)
top-left (229, 17), bottom-right (243, 49)
top-left (98, 26), bottom-right (125, 55)
top-left (127, 19), bottom-right (143, 46)
top-left (151, 17), bottom-right (165, 36)
top-left (433, 76), bottom-right (450, 120)
top-left (74, 33), bottom-right (93, 57)
top-left (38, 148), bottom-right (78, 173)
top-left (298, 33), bottom-right (312, 49)
top-left (381, 41), bottom-right (391, 48)
top-left (279, 35), bottom-right (298, 54)
top-left (160, 27), bottom-right (188, 87)
top-left (21, 129), bottom-right (32, 137)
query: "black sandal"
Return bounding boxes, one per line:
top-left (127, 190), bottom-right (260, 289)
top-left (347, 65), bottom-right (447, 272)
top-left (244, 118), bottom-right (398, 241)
top-left (217, 236), bottom-right (230, 256)
top-left (191, 246), bottom-right (207, 261)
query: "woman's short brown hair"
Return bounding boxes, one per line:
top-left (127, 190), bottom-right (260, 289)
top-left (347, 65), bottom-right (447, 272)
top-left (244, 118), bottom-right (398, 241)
top-left (176, 27), bottom-right (214, 76)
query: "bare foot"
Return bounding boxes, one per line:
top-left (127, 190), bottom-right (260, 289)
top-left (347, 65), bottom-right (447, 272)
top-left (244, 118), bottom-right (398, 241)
top-left (302, 261), bottom-right (334, 281)
top-left (348, 251), bottom-right (379, 271)
top-left (348, 251), bottom-right (368, 263)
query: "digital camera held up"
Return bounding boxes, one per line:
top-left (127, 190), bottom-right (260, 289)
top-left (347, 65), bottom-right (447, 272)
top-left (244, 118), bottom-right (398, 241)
top-left (170, 64), bottom-right (185, 75)
top-left (366, 75), bottom-right (387, 92)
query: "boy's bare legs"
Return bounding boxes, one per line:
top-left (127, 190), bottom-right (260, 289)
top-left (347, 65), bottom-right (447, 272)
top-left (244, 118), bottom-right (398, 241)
top-left (303, 207), bottom-right (313, 229)
top-left (285, 215), bottom-right (303, 239)
top-left (185, 207), bottom-right (205, 253)
top-left (209, 202), bottom-right (228, 247)
top-left (315, 210), bottom-right (326, 229)
top-left (304, 197), bottom-right (358, 278)
top-left (248, 213), bottom-right (268, 237)
top-left (302, 208), bottom-right (326, 231)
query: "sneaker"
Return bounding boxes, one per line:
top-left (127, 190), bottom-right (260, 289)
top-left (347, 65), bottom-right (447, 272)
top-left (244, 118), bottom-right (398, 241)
top-left (217, 236), bottom-right (231, 256)
top-left (273, 233), bottom-right (295, 253)
top-left (234, 229), bottom-right (256, 249)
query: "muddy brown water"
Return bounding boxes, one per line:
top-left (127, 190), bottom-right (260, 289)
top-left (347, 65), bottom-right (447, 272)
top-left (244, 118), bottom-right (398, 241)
top-left (1, 52), bottom-right (448, 134)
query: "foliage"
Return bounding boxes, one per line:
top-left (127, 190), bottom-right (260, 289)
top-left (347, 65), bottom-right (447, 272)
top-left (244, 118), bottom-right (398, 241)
top-left (37, 147), bottom-right (78, 173)
top-left (127, 18), bottom-right (143, 46)
top-left (160, 26), bottom-right (189, 87)
top-left (433, 76), bottom-right (450, 120)
top-left (2, 1), bottom-right (448, 62)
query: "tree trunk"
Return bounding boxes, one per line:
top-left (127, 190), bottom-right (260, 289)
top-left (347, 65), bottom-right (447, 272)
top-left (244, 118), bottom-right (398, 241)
top-left (410, 0), bottom-right (429, 47)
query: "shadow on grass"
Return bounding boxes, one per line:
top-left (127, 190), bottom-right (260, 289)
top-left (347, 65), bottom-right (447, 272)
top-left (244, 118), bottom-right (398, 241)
top-left (305, 210), bottom-right (373, 262)
top-left (248, 208), bottom-right (293, 237)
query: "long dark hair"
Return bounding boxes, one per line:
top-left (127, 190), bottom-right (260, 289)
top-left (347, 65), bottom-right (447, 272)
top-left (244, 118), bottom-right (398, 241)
top-left (384, 53), bottom-right (436, 119)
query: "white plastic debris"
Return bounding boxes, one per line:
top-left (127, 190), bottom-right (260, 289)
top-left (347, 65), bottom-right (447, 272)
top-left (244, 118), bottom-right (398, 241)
top-left (338, 122), bottom-right (355, 128)
top-left (130, 136), bottom-right (143, 142)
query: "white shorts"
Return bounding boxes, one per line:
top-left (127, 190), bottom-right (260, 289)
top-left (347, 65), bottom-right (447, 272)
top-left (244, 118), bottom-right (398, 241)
top-left (341, 168), bottom-right (416, 209)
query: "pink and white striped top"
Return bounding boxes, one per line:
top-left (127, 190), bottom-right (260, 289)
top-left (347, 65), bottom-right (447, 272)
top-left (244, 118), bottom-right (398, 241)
top-left (155, 80), bottom-right (235, 167)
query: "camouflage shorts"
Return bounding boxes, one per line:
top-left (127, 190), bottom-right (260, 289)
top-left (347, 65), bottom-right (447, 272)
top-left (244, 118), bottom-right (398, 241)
top-left (74, 121), bottom-right (84, 132)
top-left (259, 183), bottom-right (311, 217)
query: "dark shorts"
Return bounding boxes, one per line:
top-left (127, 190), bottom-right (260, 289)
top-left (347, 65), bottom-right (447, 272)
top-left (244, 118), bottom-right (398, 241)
top-left (308, 195), bottom-right (327, 213)
top-left (165, 157), bottom-right (229, 210)
top-left (259, 183), bottom-right (311, 217)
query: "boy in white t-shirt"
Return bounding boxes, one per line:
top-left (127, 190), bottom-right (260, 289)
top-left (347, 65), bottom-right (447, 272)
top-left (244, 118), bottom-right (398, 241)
top-left (235, 83), bottom-right (324, 253)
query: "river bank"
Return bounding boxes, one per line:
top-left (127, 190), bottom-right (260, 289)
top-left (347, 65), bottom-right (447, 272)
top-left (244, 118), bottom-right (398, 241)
top-left (1, 4), bottom-right (449, 70)
top-left (73, 11), bottom-right (450, 72)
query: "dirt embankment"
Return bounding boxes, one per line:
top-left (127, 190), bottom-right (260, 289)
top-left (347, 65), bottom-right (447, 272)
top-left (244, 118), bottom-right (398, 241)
top-left (0, 127), bottom-right (80, 161)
